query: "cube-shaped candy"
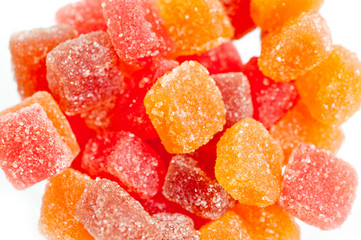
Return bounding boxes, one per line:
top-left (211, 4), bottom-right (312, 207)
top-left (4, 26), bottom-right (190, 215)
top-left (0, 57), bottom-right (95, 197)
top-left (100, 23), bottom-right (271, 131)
top-left (155, 0), bottom-right (234, 56)
top-left (250, 0), bottom-right (324, 31)
top-left (76, 178), bottom-right (161, 240)
top-left (144, 61), bottom-right (226, 154)
top-left (243, 57), bottom-right (299, 129)
top-left (82, 131), bottom-right (164, 199)
top-left (215, 118), bottom-right (284, 207)
top-left (296, 45), bottom-right (361, 125)
top-left (211, 72), bottom-right (253, 127)
top-left (39, 169), bottom-right (94, 240)
top-left (9, 25), bottom-right (76, 98)
top-left (0, 104), bottom-right (73, 189)
top-left (47, 31), bottom-right (124, 116)
top-left (177, 42), bottom-right (243, 75)
top-left (279, 144), bottom-right (358, 230)
top-left (233, 203), bottom-right (300, 240)
top-left (199, 211), bottom-right (251, 240)
top-left (56, 0), bottom-right (106, 34)
top-left (269, 101), bottom-right (344, 158)
top-left (163, 155), bottom-right (235, 219)
top-left (258, 12), bottom-right (332, 82)
top-left (103, 0), bottom-right (174, 66)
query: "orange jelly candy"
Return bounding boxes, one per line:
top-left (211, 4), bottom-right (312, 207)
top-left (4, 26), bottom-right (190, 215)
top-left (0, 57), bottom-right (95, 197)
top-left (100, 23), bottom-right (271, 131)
top-left (270, 100), bottom-right (344, 158)
top-left (144, 61), bottom-right (226, 154)
top-left (250, 0), bottom-right (324, 31)
top-left (233, 203), bottom-right (300, 240)
top-left (296, 45), bottom-right (361, 125)
top-left (199, 211), bottom-right (251, 240)
top-left (215, 118), bottom-right (284, 207)
top-left (39, 169), bottom-right (94, 240)
top-left (258, 12), bottom-right (332, 82)
top-left (0, 91), bottom-right (80, 157)
top-left (155, 0), bottom-right (234, 56)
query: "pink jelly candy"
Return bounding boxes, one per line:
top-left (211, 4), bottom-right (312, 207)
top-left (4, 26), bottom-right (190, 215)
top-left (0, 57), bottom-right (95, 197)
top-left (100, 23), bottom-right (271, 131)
top-left (0, 104), bottom-right (73, 189)
top-left (279, 144), bottom-right (358, 230)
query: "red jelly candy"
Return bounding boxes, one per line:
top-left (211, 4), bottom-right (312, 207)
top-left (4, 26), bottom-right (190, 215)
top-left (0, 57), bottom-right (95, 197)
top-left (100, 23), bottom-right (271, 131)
top-left (0, 104), bottom-right (74, 189)
top-left (279, 144), bottom-right (358, 230)
top-left (82, 131), bottom-right (164, 199)
top-left (243, 57), bottom-right (299, 129)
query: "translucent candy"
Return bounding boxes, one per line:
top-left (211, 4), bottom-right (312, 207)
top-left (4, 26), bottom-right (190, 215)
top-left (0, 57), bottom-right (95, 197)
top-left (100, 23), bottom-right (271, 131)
top-left (82, 131), bottom-right (164, 199)
top-left (47, 31), bottom-right (124, 117)
top-left (56, 0), bottom-right (106, 34)
top-left (295, 45), bottom-right (361, 125)
top-left (76, 178), bottom-right (161, 240)
top-left (153, 213), bottom-right (200, 240)
top-left (269, 101), bottom-right (344, 158)
top-left (163, 155), bottom-right (235, 219)
top-left (144, 61), bottom-right (226, 154)
top-left (220, 0), bottom-right (256, 38)
top-left (279, 144), bottom-right (358, 230)
top-left (9, 25), bottom-right (76, 98)
top-left (0, 91), bottom-right (80, 157)
top-left (39, 169), bottom-right (94, 240)
top-left (103, 0), bottom-right (174, 66)
top-left (243, 57), bottom-right (299, 129)
top-left (155, 0), bottom-right (234, 56)
top-left (199, 211), bottom-right (251, 240)
top-left (0, 104), bottom-right (73, 189)
top-left (233, 203), bottom-right (300, 240)
top-left (258, 12), bottom-right (332, 82)
top-left (177, 42), bottom-right (243, 75)
top-left (211, 72), bottom-right (253, 127)
top-left (215, 118), bottom-right (284, 207)
top-left (250, 0), bottom-right (324, 31)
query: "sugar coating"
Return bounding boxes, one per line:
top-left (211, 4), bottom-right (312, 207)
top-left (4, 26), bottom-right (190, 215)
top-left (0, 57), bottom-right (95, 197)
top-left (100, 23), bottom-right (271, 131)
top-left (220, 0), bottom-right (256, 38)
top-left (9, 25), bottom-right (76, 99)
top-left (156, 0), bottom-right (234, 56)
top-left (212, 72), bottom-right (253, 128)
top-left (112, 59), bottom-right (179, 140)
top-left (39, 169), bottom-right (94, 240)
top-left (0, 104), bottom-right (73, 189)
top-left (250, 0), bottom-right (324, 31)
top-left (269, 100), bottom-right (344, 158)
top-left (199, 211), bottom-right (251, 240)
top-left (153, 213), bottom-right (200, 240)
top-left (243, 57), bottom-right (299, 129)
top-left (177, 42), bottom-right (243, 75)
top-left (56, 0), bottom-right (106, 34)
top-left (144, 61), bottom-right (226, 154)
top-left (76, 178), bottom-right (161, 240)
top-left (82, 131), bottom-right (163, 199)
top-left (296, 45), bottom-right (361, 125)
top-left (279, 144), bottom-right (358, 230)
top-left (163, 155), bottom-right (235, 219)
top-left (103, 0), bottom-right (174, 66)
top-left (233, 203), bottom-right (300, 240)
top-left (0, 91), bottom-right (79, 157)
top-left (215, 118), bottom-right (284, 207)
top-left (47, 31), bottom-right (124, 116)
top-left (258, 12), bottom-right (332, 82)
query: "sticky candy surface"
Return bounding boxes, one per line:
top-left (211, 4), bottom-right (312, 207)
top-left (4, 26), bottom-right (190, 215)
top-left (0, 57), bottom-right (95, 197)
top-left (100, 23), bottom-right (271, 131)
top-left (279, 144), bottom-right (358, 230)
top-left (296, 45), bottom-right (361, 125)
top-left (9, 25), bottom-right (76, 99)
top-left (144, 61), bottom-right (226, 154)
top-left (0, 104), bottom-right (73, 189)
top-left (156, 0), bottom-right (234, 56)
top-left (215, 118), bottom-right (284, 207)
top-left (39, 169), bottom-right (94, 240)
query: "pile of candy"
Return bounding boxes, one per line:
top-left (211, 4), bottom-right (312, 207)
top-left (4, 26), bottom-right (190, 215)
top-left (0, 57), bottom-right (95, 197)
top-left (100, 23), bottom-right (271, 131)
top-left (1, 0), bottom-right (360, 239)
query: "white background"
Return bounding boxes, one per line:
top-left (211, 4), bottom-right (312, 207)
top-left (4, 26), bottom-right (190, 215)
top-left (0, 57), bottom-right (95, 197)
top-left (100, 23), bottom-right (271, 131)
top-left (0, 0), bottom-right (361, 239)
